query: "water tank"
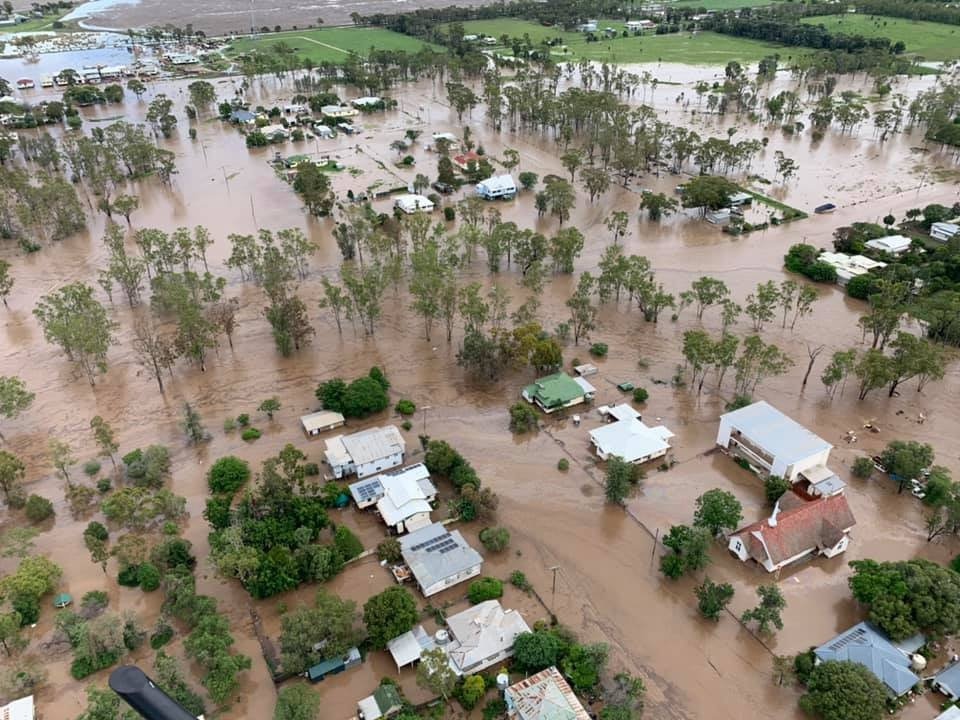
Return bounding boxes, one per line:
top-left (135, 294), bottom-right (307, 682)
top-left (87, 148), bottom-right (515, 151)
top-left (435, 629), bottom-right (450, 645)
top-left (911, 654), bottom-right (928, 672)
top-left (497, 673), bottom-right (509, 692)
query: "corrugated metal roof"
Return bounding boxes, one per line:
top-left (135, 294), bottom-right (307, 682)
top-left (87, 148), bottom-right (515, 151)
top-left (339, 426), bottom-right (405, 465)
top-left (589, 419), bottom-right (672, 463)
top-left (720, 400), bottom-right (832, 465)
top-left (400, 523), bottom-right (482, 589)
top-left (444, 601), bottom-right (530, 674)
top-left (300, 410), bottom-right (345, 433)
top-left (506, 667), bottom-right (590, 720)
top-left (815, 622), bottom-right (921, 696)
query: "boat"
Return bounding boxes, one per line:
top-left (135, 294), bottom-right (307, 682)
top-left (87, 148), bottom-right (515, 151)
top-left (814, 203), bottom-right (837, 214)
top-left (40, 76), bottom-right (54, 88)
top-left (16, 78), bottom-right (35, 90)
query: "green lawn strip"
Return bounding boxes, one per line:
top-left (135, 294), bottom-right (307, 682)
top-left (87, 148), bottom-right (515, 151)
top-left (799, 14), bottom-right (960, 62)
top-left (740, 186), bottom-right (808, 221)
top-left (7, 9), bottom-right (74, 33)
top-left (226, 27), bottom-right (439, 63)
top-left (673, 0), bottom-right (782, 9)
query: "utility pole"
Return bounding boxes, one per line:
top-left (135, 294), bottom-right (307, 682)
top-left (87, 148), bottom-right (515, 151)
top-left (549, 565), bottom-right (560, 613)
top-left (422, 405), bottom-right (431, 434)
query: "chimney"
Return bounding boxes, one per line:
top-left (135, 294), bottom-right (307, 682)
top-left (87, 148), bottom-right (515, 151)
top-left (768, 500), bottom-right (781, 528)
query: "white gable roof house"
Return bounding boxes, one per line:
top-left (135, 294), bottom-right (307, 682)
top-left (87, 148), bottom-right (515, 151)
top-left (865, 234), bottom-right (913, 255)
top-left (325, 425), bottom-right (406, 479)
top-left (399, 522), bottom-right (483, 597)
top-left (376, 465), bottom-right (438, 534)
top-left (349, 463), bottom-right (433, 509)
top-left (476, 175), bottom-right (517, 200)
top-left (589, 404), bottom-right (673, 465)
top-left (716, 400), bottom-right (833, 482)
top-left (441, 600), bottom-right (531, 675)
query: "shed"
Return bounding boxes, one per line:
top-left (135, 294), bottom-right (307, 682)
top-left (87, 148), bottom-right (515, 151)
top-left (573, 363), bottom-right (598, 377)
top-left (53, 593), bottom-right (72, 608)
top-left (306, 647), bottom-right (361, 682)
top-left (300, 410), bottom-right (346, 436)
top-left (314, 125), bottom-right (335, 139)
top-left (387, 624), bottom-right (435, 668)
top-left (706, 208), bottom-right (732, 225)
top-left (357, 684), bottom-right (402, 720)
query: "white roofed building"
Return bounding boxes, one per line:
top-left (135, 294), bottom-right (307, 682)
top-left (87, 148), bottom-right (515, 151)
top-left (505, 667), bottom-right (590, 720)
top-left (376, 465), bottom-right (437, 534)
top-left (865, 235), bottom-right (912, 255)
top-left (476, 175), bottom-right (518, 200)
top-left (589, 409), bottom-right (674, 465)
top-left (300, 410), bottom-right (346, 436)
top-left (818, 251), bottom-right (886, 286)
top-left (325, 425), bottom-right (405, 479)
top-left (931, 222), bottom-right (959, 243)
top-left (0, 696), bottom-right (34, 720)
top-left (399, 522), bottom-right (483, 596)
top-left (349, 463), bottom-right (433, 509)
top-left (443, 600), bottom-right (531, 675)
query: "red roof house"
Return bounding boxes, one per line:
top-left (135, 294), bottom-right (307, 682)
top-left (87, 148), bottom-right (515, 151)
top-left (453, 150), bottom-right (481, 170)
top-left (728, 492), bottom-right (856, 572)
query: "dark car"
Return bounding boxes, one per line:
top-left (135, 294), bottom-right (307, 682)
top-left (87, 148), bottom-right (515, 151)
top-left (432, 182), bottom-right (453, 195)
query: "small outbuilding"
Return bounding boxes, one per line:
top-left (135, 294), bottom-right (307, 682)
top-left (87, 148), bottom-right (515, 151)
top-left (357, 684), bottom-right (402, 720)
top-left (300, 410), bottom-right (346, 436)
top-left (387, 624), bottom-right (436, 669)
top-left (306, 647), bottom-right (361, 682)
top-left (399, 522), bottom-right (483, 597)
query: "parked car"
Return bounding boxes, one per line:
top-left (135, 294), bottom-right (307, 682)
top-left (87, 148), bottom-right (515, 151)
top-left (432, 181), bottom-right (453, 194)
top-left (872, 455), bottom-right (887, 473)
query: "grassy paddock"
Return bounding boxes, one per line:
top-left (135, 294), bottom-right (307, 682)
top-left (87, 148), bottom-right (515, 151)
top-left (456, 18), bottom-right (803, 64)
top-left (227, 27), bottom-right (439, 63)
top-left (799, 14), bottom-right (960, 61)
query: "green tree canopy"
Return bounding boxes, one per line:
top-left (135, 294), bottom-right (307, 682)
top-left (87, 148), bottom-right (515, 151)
top-left (363, 586), bottom-right (417, 649)
top-left (280, 592), bottom-right (360, 674)
top-left (799, 661), bottom-right (888, 720)
top-left (693, 489), bottom-right (743, 536)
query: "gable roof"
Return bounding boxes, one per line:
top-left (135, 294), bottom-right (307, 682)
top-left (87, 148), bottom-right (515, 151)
top-left (506, 666), bottom-right (590, 720)
top-left (523, 373), bottom-right (584, 408)
top-left (732, 493), bottom-right (856, 567)
top-left (444, 600), bottom-right (530, 674)
top-left (720, 400), bottom-right (832, 464)
top-left (340, 426), bottom-right (405, 465)
top-left (477, 174), bottom-right (517, 193)
top-left (400, 522), bottom-right (482, 589)
top-left (589, 419), bottom-right (673, 463)
top-left (865, 235), bottom-right (912, 253)
top-left (815, 622), bottom-right (921, 696)
top-left (935, 661), bottom-right (960, 699)
top-left (377, 467), bottom-right (436, 527)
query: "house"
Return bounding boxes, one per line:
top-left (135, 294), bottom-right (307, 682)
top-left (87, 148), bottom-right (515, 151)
top-left (706, 208), bottom-right (732, 225)
top-left (82, 69), bottom-right (101, 84)
top-left (522, 372), bottom-right (595, 413)
top-left (262, 124), bottom-right (289, 141)
top-left (306, 647), bottom-right (361, 682)
top-left (934, 661), bottom-right (960, 700)
top-left (814, 621), bottom-right (924, 697)
top-left (476, 175), bottom-right (518, 200)
top-left (399, 522), bottom-right (483, 597)
top-left (349, 463), bottom-right (434, 509)
top-left (229, 109), bottom-right (256, 125)
top-left (357, 684), bottom-right (403, 720)
top-left (442, 600), bottom-right (531, 675)
top-left (727, 492), bottom-right (856, 572)
top-left (314, 125), bottom-right (335, 139)
top-left (300, 410), bottom-right (346, 437)
top-left (387, 624), bottom-right (436, 669)
top-left (865, 235), bottom-right (912, 255)
top-left (351, 96), bottom-right (383, 109)
top-left (169, 53), bottom-right (199, 65)
top-left (931, 222), bottom-right (959, 243)
top-left (716, 400), bottom-right (833, 482)
top-left (453, 150), bottom-right (481, 170)
top-left (394, 194), bottom-right (435, 214)
top-left (589, 415), bottom-right (674, 465)
top-left (324, 425), bottom-right (406, 479)
top-left (98, 66), bottom-right (124, 81)
top-left (505, 667), bottom-right (591, 720)
top-left (321, 104), bottom-right (359, 119)
top-left (375, 464), bottom-right (438, 533)
top-left (818, 252), bottom-right (887, 286)
top-left (0, 696), bottom-right (34, 720)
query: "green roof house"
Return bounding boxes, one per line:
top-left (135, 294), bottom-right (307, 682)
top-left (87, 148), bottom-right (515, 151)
top-left (522, 373), bottom-right (596, 414)
top-left (357, 684), bottom-right (402, 720)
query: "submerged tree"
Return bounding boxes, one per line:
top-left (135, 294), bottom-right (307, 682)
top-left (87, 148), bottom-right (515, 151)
top-left (34, 283), bottom-right (117, 385)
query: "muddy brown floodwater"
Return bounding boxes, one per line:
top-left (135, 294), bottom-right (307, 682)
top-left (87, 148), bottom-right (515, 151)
top-left (2, 66), bottom-right (960, 720)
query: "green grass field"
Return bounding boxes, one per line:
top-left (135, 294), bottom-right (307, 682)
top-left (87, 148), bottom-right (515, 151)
top-left (673, 0), bottom-right (780, 10)
top-left (7, 9), bottom-right (73, 33)
top-left (456, 19), bottom-right (801, 64)
top-left (799, 14), bottom-right (960, 61)
top-left (227, 27), bottom-right (439, 63)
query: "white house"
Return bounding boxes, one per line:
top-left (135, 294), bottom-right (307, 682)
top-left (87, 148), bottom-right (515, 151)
top-left (506, 667), bottom-right (590, 720)
top-left (320, 104), bottom-right (359, 119)
top-left (626, 19), bottom-right (657, 31)
top-left (300, 410), bottom-right (346, 437)
top-left (0, 696), bottom-right (33, 720)
top-left (351, 96), bottom-right (383, 109)
top-left (324, 425), bottom-right (406, 479)
top-left (399, 522), bottom-right (483, 597)
top-left (476, 174), bottom-right (517, 200)
top-left (394, 194), bottom-right (435, 214)
top-left (818, 252), bottom-right (886, 286)
top-left (717, 400), bottom-right (833, 482)
top-left (589, 404), bottom-right (674, 465)
top-left (314, 125), bottom-right (335, 139)
top-left (865, 235), bottom-right (912, 255)
top-left (376, 465), bottom-right (438, 534)
top-left (931, 222), bottom-right (959, 243)
top-left (349, 463), bottom-right (434, 509)
top-left (442, 601), bottom-right (531, 675)
top-left (727, 492), bottom-right (856, 572)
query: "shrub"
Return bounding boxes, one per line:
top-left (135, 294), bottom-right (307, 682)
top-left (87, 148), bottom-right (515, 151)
top-left (223, 417), bottom-right (237, 432)
top-left (96, 477), bottom-right (112, 493)
top-left (80, 590), bottom-right (109, 617)
top-left (852, 457), bottom-right (874, 479)
top-left (369, 366), bottom-right (390, 391)
top-left (509, 571), bottom-right (532, 592)
top-left (12, 595), bottom-right (39, 625)
top-left (138, 563), bottom-right (161, 591)
top-left (459, 675), bottom-right (486, 710)
top-left (241, 428), bottom-right (262, 442)
top-left (402, 420), bottom-right (413, 431)
top-left (84, 521), bottom-right (109, 542)
top-left (83, 460), bottom-right (101, 476)
top-left (71, 651), bottom-right (119, 680)
top-left (479, 527), bottom-right (510, 552)
top-left (764, 475), bottom-right (791, 506)
top-left (589, 342), bottom-right (608, 358)
top-left (395, 399), bottom-right (416, 416)
top-left (150, 620), bottom-right (174, 649)
top-left (333, 526), bottom-right (364, 561)
top-left (633, 387), bottom-right (649, 403)
top-left (24, 495), bottom-right (54, 522)
top-left (444, 206), bottom-right (456, 221)
top-left (118, 565), bottom-right (141, 587)
top-left (484, 699), bottom-right (508, 720)
top-left (236, 413), bottom-right (250, 427)
top-left (509, 402), bottom-right (539, 433)
top-left (725, 395), bottom-right (752, 412)
top-left (208, 456), bottom-right (251, 494)
top-left (305, 462), bottom-right (320, 476)
top-left (162, 521), bottom-right (179, 536)
top-left (468, 577), bottom-right (503, 604)
top-left (340, 376), bottom-right (389, 418)
top-left (557, 458), bottom-right (569, 471)
top-left (377, 538), bottom-right (402, 563)
top-left (451, 463), bottom-right (480, 491)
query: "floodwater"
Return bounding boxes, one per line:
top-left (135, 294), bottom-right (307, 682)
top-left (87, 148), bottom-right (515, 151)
top-left (2, 65), bottom-right (960, 720)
